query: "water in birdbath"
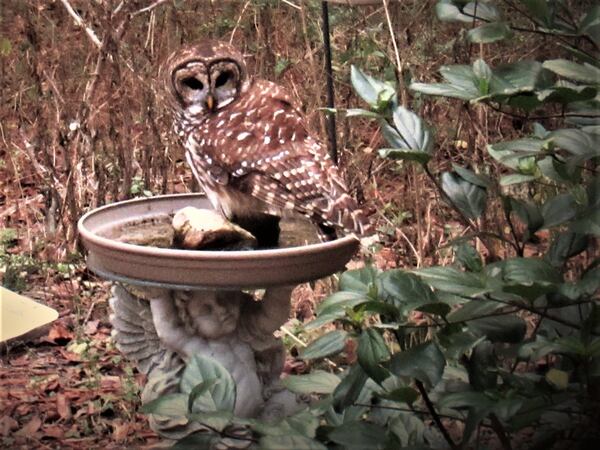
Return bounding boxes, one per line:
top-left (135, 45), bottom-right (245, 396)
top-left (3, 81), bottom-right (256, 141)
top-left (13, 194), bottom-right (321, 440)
top-left (101, 207), bottom-right (320, 250)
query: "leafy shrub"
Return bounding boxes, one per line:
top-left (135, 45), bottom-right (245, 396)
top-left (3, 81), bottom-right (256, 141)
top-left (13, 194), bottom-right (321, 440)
top-left (145, 2), bottom-right (599, 448)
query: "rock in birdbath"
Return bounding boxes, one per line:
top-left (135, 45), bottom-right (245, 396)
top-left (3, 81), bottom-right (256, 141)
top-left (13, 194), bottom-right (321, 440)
top-left (172, 207), bottom-right (257, 250)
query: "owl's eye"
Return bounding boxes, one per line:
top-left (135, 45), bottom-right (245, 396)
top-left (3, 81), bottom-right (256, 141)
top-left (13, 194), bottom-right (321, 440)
top-left (215, 71), bottom-right (232, 88)
top-left (182, 77), bottom-right (204, 90)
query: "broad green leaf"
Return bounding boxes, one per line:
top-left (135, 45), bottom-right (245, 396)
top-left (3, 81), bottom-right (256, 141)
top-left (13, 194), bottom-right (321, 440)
top-left (468, 314), bottom-right (527, 343)
top-left (357, 329), bottom-right (391, 383)
top-left (188, 379), bottom-right (219, 413)
top-left (541, 193), bottom-right (578, 228)
top-left (316, 290), bottom-right (371, 316)
top-left (537, 82), bottom-right (598, 104)
top-left (522, 0), bottom-right (551, 27)
top-left (390, 342), bottom-right (446, 388)
top-left (441, 172), bottom-right (487, 219)
top-left (436, 1), bottom-right (471, 23)
top-left (548, 128), bottom-right (600, 161)
top-left (187, 411), bottom-right (232, 432)
top-left (579, 5), bottom-right (600, 45)
top-left (543, 59), bottom-right (600, 84)
top-left (379, 387), bottom-right (419, 406)
top-left (545, 369), bottom-right (569, 389)
top-left (509, 198), bottom-right (544, 233)
top-left (488, 138), bottom-right (545, 170)
top-left (391, 106), bottom-right (434, 154)
top-left (455, 243), bottom-right (483, 272)
top-left (332, 365), bottom-right (369, 413)
top-left (410, 81), bottom-right (479, 100)
top-left (260, 434), bottom-right (327, 450)
top-left (489, 61), bottom-right (551, 97)
top-left (378, 148), bottom-right (432, 164)
top-left (140, 393), bottom-right (187, 417)
top-left (447, 299), bottom-right (503, 323)
top-left (281, 370), bottom-right (341, 394)
top-left (546, 232), bottom-right (588, 267)
top-left (439, 391), bottom-right (494, 410)
top-left (301, 330), bottom-right (348, 360)
top-left (463, 1), bottom-right (500, 21)
top-left (351, 66), bottom-right (396, 110)
top-left (180, 355), bottom-right (236, 414)
top-left (417, 266), bottom-right (489, 296)
top-left (468, 22), bottom-right (512, 43)
top-left (339, 267), bottom-right (379, 293)
top-left (171, 432), bottom-right (220, 449)
top-left (303, 311), bottom-right (346, 331)
top-left (500, 174), bottom-right (538, 186)
top-left (328, 421), bottom-right (389, 450)
top-left (379, 270), bottom-right (438, 309)
top-left (452, 164), bottom-right (491, 188)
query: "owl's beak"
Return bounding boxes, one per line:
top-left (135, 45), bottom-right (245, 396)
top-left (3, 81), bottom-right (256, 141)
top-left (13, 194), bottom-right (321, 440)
top-left (205, 94), bottom-right (215, 112)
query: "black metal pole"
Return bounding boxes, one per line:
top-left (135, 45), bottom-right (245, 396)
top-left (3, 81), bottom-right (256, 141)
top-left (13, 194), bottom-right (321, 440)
top-left (321, 1), bottom-right (338, 164)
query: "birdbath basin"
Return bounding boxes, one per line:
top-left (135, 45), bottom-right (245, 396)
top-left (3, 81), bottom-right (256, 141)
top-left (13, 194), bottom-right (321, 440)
top-left (77, 194), bottom-right (359, 439)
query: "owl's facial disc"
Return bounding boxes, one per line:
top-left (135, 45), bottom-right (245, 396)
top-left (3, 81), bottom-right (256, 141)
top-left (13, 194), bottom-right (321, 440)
top-left (209, 61), bottom-right (242, 110)
top-left (173, 62), bottom-right (210, 113)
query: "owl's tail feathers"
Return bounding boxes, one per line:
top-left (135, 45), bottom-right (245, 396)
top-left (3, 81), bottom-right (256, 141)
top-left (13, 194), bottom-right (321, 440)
top-left (329, 193), bottom-right (374, 238)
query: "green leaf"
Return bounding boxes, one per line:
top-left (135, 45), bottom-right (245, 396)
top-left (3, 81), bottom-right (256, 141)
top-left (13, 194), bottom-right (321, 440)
top-left (344, 108), bottom-right (382, 119)
top-left (546, 232), bottom-right (588, 267)
top-left (521, 0), bottom-right (552, 27)
top-left (301, 330), bottom-right (348, 360)
top-left (488, 138), bottom-right (545, 170)
top-left (436, 1), bottom-right (471, 23)
top-left (340, 267), bottom-right (379, 293)
top-left (187, 411), bottom-right (233, 432)
top-left (140, 393), bottom-right (188, 417)
top-left (417, 266), bottom-right (489, 296)
top-left (447, 300), bottom-right (503, 324)
top-left (380, 270), bottom-right (438, 310)
top-left (180, 355), bottom-right (235, 414)
top-left (259, 434), bottom-right (327, 450)
top-left (379, 387), bottom-right (420, 406)
top-left (455, 243), bottom-right (483, 272)
top-left (351, 66), bottom-right (396, 110)
top-left (328, 421), bottom-right (389, 450)
top-left (281, 370), bottom-right (340, 394)
top-left (543, 59), bottom-right (600, 84)
top-left (303, 311), bottom-right (346, 331)
top-left (188, 379), bottom-right (219, 413)
top-left (548, 128), bottom-right (600, 161)
top-left (463, 2), bottom-right (500, 21)
top-left (541, 193), bottom-right (578, 228)
top-left (441, 172), bottom-right (487, 219)
top-left (500, 174), bottom-right (538, 186)
top-left (171, 431), bottom-right (220, 449)
top-left (390, 342), bottom-right (446, 388)
top-left (391, 106), bottom-right (434, 154)
top-left (545, 369), bottom-right (569, 389)
top-left (316, 290), bottom-right (371, 316)
top-left (468, 22), bottom-right (512, 43)
top-left (411, 65), bottom-right (480, 100)
top-left (357, 329), bottom-right (391, 383)
top-left (332, 365), bottom-right (369, 413)
top-left (439, 391), bottom-right (494, 410)
top-left (468, 314), bottom-right (527, 343)
top-left (378, 148), bottom-right (431, 164)
top-left (452, 164), bottom-right (491, 188)
top-left (509, 198), bottom-right (543, 233)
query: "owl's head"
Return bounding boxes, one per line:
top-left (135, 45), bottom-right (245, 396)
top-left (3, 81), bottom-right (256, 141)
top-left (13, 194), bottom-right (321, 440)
top-left (162, 40), bottom-right (249, 117)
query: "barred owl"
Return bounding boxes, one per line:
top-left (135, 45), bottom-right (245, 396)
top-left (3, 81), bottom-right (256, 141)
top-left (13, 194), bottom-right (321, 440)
top-left (161, 40), bottom-right (369, 246)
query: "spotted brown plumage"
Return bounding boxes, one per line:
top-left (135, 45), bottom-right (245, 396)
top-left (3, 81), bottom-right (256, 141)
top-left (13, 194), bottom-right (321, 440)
top-left (161, 41), bottom-right (370, 246)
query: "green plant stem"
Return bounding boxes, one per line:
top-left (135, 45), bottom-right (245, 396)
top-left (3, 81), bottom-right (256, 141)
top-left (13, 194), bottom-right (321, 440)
top-left (414, 379), bottom-right (460, 450)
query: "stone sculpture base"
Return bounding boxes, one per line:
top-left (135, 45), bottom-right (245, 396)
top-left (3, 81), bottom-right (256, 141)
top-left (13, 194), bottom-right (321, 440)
top-left (109, 283), bottom-right (306, 440)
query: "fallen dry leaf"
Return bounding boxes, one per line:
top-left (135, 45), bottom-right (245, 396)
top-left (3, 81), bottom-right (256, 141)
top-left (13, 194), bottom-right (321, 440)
top-left (42, 424), bottom-right (65, 439)
top-left (112, 420), bottom-right (131, 442)
top-left (56, 393), bottom-right (72, 421)
top-left (0, 416), bottom-right (18, 436)
top-left (45, 322), bottom-right (74, 345)
top-left (14, 415), bottom-right (42, 436)
top-left (84, 319), bottom-right (100, 336)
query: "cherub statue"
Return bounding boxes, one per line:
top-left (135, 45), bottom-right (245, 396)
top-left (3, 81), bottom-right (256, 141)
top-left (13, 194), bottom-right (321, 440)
top-left (109, 282), bottom-right (302, 438)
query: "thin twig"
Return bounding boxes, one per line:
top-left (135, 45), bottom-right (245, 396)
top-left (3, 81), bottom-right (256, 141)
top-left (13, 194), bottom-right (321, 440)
top-left (59, 0), bottom-right (102, 49)
top-left (382, 0), bottom-right (405, 106)
top-left (415, 380), bottom-right (459, 450)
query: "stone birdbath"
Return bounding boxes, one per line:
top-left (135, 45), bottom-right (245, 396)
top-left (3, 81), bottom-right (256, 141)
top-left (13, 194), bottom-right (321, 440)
top-left (77, 193), bottom-right (358, 440)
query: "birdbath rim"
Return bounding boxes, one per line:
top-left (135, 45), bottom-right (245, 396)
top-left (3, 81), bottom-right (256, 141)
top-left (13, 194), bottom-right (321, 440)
top-left (78, 193), bottom-right (360, 290)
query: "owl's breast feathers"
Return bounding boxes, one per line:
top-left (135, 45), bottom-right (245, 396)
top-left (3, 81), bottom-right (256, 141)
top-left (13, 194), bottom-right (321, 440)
top-left (185, 79), bottom-right (370, 236)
